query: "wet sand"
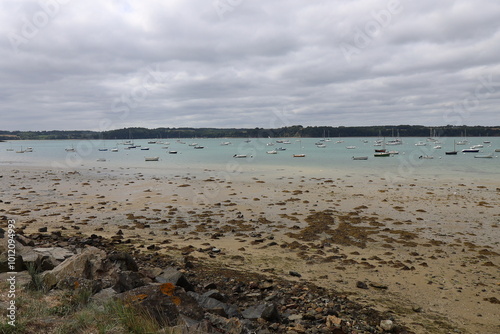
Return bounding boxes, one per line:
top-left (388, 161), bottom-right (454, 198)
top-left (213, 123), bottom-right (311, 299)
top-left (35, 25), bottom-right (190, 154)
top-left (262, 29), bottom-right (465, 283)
top-left (1, 165), bottom-right (499, 333)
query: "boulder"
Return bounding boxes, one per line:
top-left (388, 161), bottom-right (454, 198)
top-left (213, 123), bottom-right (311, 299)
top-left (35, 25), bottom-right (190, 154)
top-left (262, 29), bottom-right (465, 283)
top-left (91, 287), bottom-right (118, 304)
top-left (242, 303), bottom-right (280, 322)
top-left (113, 271), bottom-right (146, 293)
top-left (107, 252), bottom-right (139, 271)
top-left (204, 313), bottom-right (246, 334)
top-left (42, 246), bottom-right (111, 289)
top-left (188, 291), bottom-right (240, 318)
top-left (32, 247), bottom-right (74, 262)
top-left (118, 283), bottom-right (205, 327)
top-left (155, 267), bottom-right (194, 291)
top-left (0, 237), bottom-right (24, 273)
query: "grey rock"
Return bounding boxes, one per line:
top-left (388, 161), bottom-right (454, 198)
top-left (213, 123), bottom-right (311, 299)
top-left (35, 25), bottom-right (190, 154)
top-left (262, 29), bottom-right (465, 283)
top-left (118, 284), bottom-right (205, 327)
top-left (42, 246), bottom-right (110, 289)
top-left (380, 319), bottom-right (394, 331)
top-left (91, 287), bottom-right (117, 304)
top-left (242, 303), bottom-right (280, 322)
top-left (202, 289), bottom-right (228, 302)
top-left (113, 270), bottom-right (146, 293)
top-left (188, 291), bottom-right (240, 318)
top-left (356, 281), bottom-right (368, 289)
top-left (155, 267), bottom-right (194, 291)
top-left (33, 247), bottom-right (74, 261)
top-left (107, 252), bottom-right (139, 271)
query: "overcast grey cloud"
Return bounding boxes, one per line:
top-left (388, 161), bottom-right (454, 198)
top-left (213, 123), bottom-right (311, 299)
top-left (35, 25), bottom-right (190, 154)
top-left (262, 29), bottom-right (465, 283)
top-left (1, 0), bottom-right (499, 131)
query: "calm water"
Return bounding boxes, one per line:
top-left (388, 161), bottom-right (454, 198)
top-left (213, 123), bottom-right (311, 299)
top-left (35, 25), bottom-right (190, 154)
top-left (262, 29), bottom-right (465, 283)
top-left (1, 137), bottom-right (499, 181)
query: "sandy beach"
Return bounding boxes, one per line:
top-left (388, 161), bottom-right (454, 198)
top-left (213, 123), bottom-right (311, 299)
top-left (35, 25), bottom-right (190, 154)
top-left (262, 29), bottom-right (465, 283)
top-left (1, 164), bottom-right (499, 333)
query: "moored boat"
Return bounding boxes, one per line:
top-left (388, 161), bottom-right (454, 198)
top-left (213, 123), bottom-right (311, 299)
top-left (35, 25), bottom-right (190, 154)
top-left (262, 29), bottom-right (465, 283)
top-left (474, 153), bottom-right (494, 158)
top-left (145, 157), bottom-right (159, 161)
top-left (374, 152), bottom-right (390, 157)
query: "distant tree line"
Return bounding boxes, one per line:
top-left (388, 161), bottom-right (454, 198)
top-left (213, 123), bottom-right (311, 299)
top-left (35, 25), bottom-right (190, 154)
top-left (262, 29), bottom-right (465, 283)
top-left (1, 125), bottom-right (499, 140)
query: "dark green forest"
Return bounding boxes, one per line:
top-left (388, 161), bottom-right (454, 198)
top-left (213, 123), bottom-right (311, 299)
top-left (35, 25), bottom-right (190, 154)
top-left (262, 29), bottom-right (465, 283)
top-left (1, 125), bottom-right (499, 141)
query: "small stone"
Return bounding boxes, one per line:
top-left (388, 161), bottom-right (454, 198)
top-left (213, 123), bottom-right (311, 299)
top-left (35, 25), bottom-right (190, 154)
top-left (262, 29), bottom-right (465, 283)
top-left (380, 319), bottom-right (394, 331)
top-left (369, 282), bottom-right (388, 289)
top-left (356, 281), bottom-right (368, 289)
top-left (326, 315), bottom-right (342, 328)
top-left (38, 227), bottom-right (48, 232)
top-left (289, 271), bottom-right (302, 277)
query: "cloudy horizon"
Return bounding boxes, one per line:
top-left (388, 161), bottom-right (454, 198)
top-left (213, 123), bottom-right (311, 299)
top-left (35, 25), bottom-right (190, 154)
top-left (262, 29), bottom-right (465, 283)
top-left (1, 0), bottom-right (499, 131)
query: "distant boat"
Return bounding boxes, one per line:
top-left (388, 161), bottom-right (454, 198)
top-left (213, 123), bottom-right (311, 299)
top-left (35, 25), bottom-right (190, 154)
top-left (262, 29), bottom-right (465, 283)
top-left (98, 148), bottom-right (108, 151)
top-left (483, 140), bottom-right (491, 144)
top-left (266, 150), bottom-right (277, 154)
top-left (374, 137), bottom-right (389, 156)
top-left (352, 156), bottom-right (368, 160)
top-left (194, 146), bottom-right (204, 149)
top-left (111, 148), bottom-right (118, 152)
top-left (474, 153), bottom-right (494, 159)
top-left (316, 144), bottom-right (326, 148)
top-left (462, 148), bottom-right (480, 153)
top-left (145, 157), bottom-right (159, 161)
top-left (233, 154), bottom-right (251, 158)
top-left (65, 146), bottom-right (75, 152)
top-left (16, 147), bottom-right (25, 153)
top-left (169, 151), bottom-right (178, 154)
top-left (415, 141), bottom-right (427, 146)
top-left (446, 140), bottom-right (458, 155)
top-left (495, 149), bottom-right (500, 152)
top-left (346, 146), bottom-right (356, 149)
top-left (419, 155), bottom-right (434, 159)
top-left (293, 154), bottom-right (306, 157)
top-left (276, 147), bottom-right (286, 151)
top-left (470, 144), bottom-right (483, 149)
top-left (220, 141), bottom-right (231, 146)
top-left (25, 147), bottom-right (33, 152)
top-left (97, 158), bottom-right (106, 162)
top-left (141, 147), bottom-right (150, 150)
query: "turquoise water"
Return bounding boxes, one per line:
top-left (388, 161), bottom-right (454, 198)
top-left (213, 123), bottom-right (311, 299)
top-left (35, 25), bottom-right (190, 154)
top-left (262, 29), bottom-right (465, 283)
top-left (1, 137), bottom-right (499, 180)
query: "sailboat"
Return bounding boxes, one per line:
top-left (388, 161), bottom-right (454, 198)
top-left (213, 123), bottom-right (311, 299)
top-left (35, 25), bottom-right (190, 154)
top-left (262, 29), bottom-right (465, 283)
top-left (374, 138), bottom-right (390, 157)
top-left (445, 140), bottom-right (458, 155)
top-left (293, 139), bottom-right (306, 157)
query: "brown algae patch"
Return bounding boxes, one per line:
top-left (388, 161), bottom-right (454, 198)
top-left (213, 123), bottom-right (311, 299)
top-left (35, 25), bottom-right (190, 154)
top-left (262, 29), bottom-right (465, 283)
top-left (286, 210), bottom-right (379, 248)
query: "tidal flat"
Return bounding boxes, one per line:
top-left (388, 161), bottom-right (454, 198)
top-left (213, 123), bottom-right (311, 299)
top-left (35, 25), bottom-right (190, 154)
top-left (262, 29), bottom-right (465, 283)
top-left (1, 165), bottom-right (499, 333)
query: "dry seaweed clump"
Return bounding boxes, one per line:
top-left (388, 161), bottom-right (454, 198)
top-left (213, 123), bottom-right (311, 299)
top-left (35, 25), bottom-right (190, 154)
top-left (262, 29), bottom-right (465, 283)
top-left (285, 210), bottom-right (379, 248)
top-left (329, 221), bottom-right (379, 248)
top-left (286, 211), bottom-right (336, 241)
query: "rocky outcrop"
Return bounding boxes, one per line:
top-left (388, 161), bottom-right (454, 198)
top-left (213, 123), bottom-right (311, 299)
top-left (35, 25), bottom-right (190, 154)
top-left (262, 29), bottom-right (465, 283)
top-left (5, 232), bottom-right (414, 334)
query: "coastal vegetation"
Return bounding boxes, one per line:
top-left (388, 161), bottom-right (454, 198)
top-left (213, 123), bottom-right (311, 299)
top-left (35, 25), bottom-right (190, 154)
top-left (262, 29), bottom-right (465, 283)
top-left (1, 124), bottom-right (499, 140)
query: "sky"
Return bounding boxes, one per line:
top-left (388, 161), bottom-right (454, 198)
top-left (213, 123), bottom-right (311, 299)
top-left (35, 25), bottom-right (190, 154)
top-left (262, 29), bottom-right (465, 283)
top-left (1, 0), bottom-right (499, 131)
